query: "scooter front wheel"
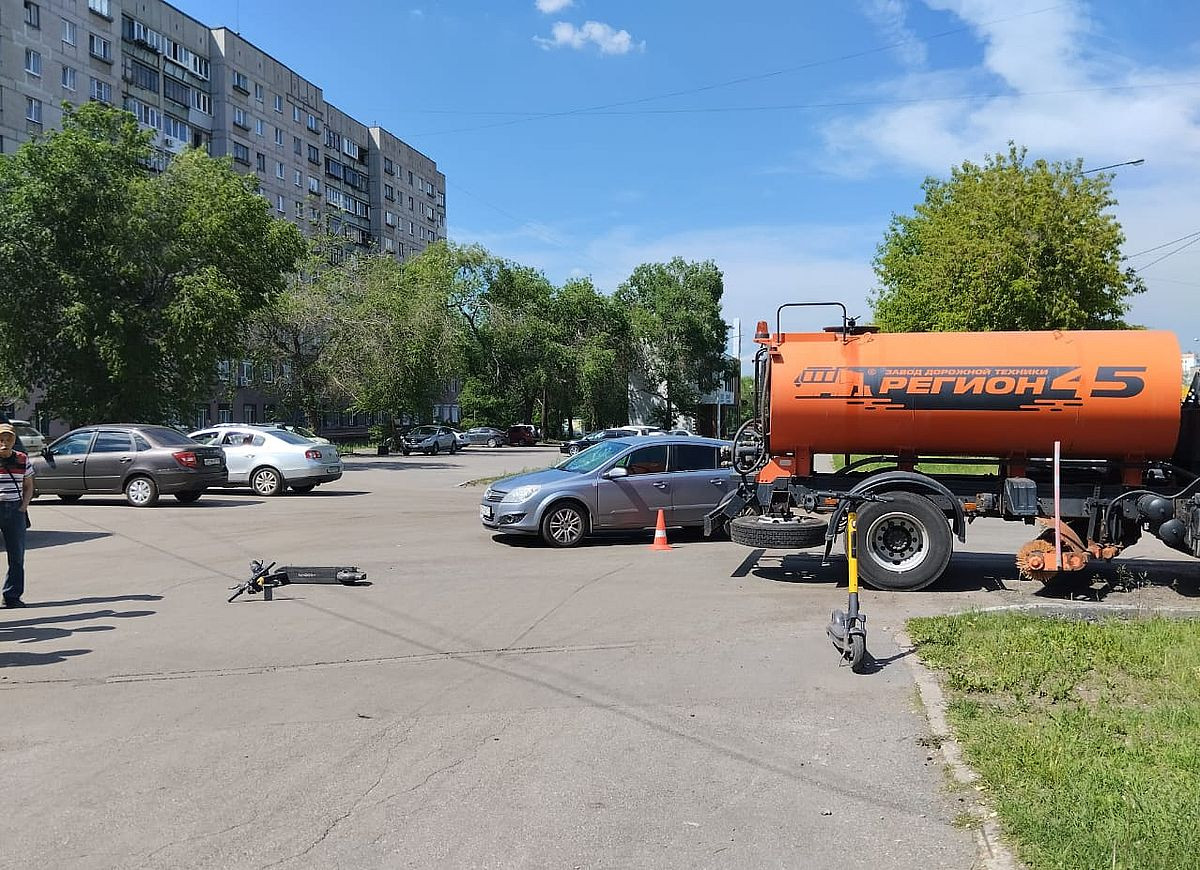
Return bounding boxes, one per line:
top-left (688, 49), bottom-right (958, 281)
top-left (847, 635), bottom-right (866, 672)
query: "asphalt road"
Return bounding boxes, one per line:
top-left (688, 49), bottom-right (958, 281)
top-left (2, 447), bottom-right (1196, 869)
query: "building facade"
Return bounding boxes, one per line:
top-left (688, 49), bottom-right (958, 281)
top-left (2, 0), bottom-right (447, 438)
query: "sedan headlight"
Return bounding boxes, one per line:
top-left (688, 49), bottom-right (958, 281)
top-left (502, 485), bottom-right (541, 504)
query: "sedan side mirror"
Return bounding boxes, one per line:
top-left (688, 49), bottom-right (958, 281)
top-left (602, 466), bottom-right (628, 480)
top-left (41, 447), bottom-right (53, 459)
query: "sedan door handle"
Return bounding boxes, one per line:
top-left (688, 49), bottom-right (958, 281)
top-left (72, 458), bottom-right (85, 465)
top-left (119, 457), bottom-right (133, 463)
top-left (709, 478), bottom-right (727, 486)
top-left (652, 481), bottom-right (669, 490)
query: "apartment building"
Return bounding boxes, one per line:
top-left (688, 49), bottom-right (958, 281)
top-left (3, 0), bottom-right (448, 437)
top-left (2, 0), bottom-right (446, 258)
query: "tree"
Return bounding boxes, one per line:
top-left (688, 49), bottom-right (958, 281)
top-left (871, 144), bottom-right (1145, 332)
top-left (616, 258), bottom-right (728, 427)
top-left (0, 103), bottom-right (305, 424)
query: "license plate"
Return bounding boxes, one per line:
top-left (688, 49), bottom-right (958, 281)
top-left (480, 505), bottom-right (493, 520)
top-left (203, 457), bottom-right (221, 466)
top-left (327, 465), bottom-right (339, 474)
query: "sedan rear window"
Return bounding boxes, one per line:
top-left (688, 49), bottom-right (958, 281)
top-left (267, 429), bottom-right (314, 445)
top-left (143, 427), bottom-right (200, 447)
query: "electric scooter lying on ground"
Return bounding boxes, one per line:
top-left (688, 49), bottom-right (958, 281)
top-left (227, 559), bottom-right (368, 602)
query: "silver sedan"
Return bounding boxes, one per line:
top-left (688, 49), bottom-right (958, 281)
top-left (189, 426), bottom-right (342, 496)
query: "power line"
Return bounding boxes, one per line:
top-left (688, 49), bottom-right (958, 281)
top-left (410, 4), bottom-right (1067, 138)
top-left (1132, 235), bottom-right (1200, 273)
top-left (1124, 230), bottom-right (1200, 261)
top-left (405, 81), bottom-right (1200, 119)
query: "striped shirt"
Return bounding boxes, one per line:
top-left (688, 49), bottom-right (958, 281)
top-left (0, 451), bottom-right (33, 502)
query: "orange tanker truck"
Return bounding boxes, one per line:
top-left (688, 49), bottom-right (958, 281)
top-left (709, 302), bottom-right (1200, 590)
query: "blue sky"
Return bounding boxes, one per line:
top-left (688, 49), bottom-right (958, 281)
top-left (177, 0), bottom-right (1200, 360)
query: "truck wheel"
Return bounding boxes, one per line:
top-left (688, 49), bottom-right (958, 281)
top-left (852, 492), bottom-right (952, 591)
top-left (730, 515), bottom-right (827, 549)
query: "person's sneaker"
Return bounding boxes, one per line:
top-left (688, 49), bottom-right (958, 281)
top-left (3, 598), bottom-right (26, 608)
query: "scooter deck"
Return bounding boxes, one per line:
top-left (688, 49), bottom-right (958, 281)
top-left (276, 566), bottom-right (367, 585)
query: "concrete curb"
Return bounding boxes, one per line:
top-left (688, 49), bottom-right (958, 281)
top-left (967, 602), bottom-right (1200, 621)
top-left (896, 629), bottom-right (1024, 870)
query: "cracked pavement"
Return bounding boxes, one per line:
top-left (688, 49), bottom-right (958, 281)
top-left (3, 447), bottom-right (1194, 868)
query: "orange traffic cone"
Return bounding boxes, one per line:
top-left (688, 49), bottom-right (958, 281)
top-left (649, 509), bottom-right (672, 551)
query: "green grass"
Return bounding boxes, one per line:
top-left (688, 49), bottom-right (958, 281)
top-left (832, 453), bottom-right (999, 475)
top-left (908, 613), bottom-right (1200, 870)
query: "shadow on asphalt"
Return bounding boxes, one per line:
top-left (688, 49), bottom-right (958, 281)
top-left (0, 608), bottom-right (156, 669)
top-left (26, 529), bottom-right (112, 550)
top-left (491, 527), bottom-right (722, 549)
top-left (18, 594), bottom-right (164, 608)
top-left (41, 497), bottom-right (262, 508)
top-left (739, 548), bottom-right (1200, 600)
top-left (342, 460), bottom-right (463, 472)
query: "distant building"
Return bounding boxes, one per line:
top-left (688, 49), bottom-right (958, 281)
top-left (628, 353), bottom-right (740, 439)
top-left (1185, 351), bottom-right (1198, 386)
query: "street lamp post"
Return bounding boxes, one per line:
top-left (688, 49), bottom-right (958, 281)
top-left (1080, 158), bottom-right (1145, 174)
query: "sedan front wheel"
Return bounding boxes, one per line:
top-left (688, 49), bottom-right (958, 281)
top-left (541, 502), bottom-right (587, 548)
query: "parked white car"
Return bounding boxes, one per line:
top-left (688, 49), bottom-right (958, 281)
top-left (9, 419), bottom-right (47, 453)
top-left (188, 426), bottom-right (342, 496)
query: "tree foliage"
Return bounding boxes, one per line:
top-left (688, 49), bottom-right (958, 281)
top-left (616, 257), bottom-right (728, 426)
top-left (0, 103), bottom-right (304, 424)
top-left (871, 144), bottom-right (1145, 332)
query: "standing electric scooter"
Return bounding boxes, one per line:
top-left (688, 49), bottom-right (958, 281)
top-left (826, 511), bottom-right (867, 670)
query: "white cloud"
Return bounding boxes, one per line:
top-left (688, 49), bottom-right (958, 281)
top-left (535, 0), bottom-right (574, 13)
top-left (859, 0), bottom-right (927, 68)
top-left (534, 20), bottom-right (645, 55)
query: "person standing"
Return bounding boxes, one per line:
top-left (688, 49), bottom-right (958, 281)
top-left (0, 421), bottom-right (33, 607)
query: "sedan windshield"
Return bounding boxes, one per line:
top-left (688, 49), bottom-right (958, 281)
top-left (556, 439), bottom-right (628, 473)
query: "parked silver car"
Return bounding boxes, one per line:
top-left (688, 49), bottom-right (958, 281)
top-left (480, 436), bottom-right (732, 547)
top-left (398, 425), bottom-right (458, 456)
top-left (9, 419), bottom-right (46, 453)
top-left (189, 426), bottom-right (342, 495)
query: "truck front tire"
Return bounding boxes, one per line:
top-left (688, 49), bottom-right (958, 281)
top-left (852, 492), bottom-right (952, 591)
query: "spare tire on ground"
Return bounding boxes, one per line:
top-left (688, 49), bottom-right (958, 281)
top-left (730, 514), bottom-right (828, 549)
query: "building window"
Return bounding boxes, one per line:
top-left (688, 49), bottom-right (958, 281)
top-left (408, 196), bottom-right (414, 211)
top-left (232, 142), bottom-right (250, 165)
top-left (253, 82), bottom-right (263, 102)
top-left (256, 153), bottom-right (266, 173)
top-left (124, 57), bottom-right (159, 93)
top-left (161, 114), bottom-right (187, 141)
top-left (307, 144), bottom-right (319, 164)
top-left (62, 65), bottom-right (77, 91)
top-left (385, 211), bottom-right (396, 227)
top-left (408, 221), bottom-right (414, 237)
top-left (275, 161), bottom-right (285, 179)
top-left (255, 119), bottom-right (264, 137)
top-left (292, 105), bottom-right (301, 123)
top-left (275, 127), bottom-right (284, 146)
top-left (124, 97), bottom-right (160, 129)
top-left (294, 169), bottom-right (302, 187)
top-left (294, 200), bottom-right (303, 217)
top-left (233, 107), bottom-right (249, 129)
top-left (276, 194), bottom-right (285, 214)
top-left (191, 90), bottom-right (211, 114)
top-left (217, 404), bottom-right (231, 424)
top-left (26, 97), bottom-right (43, 123)
top-left (88, 0), bottom-right (111, 17)
top-left (384, 184), bottom-right (394, 201)
top-left (24, 2), bottom-right (40, 28)
top-left (61, 18), bottom-right (76, 45)
top-left (308, 175), bottom-right (320, 194)
top-left (25, 49), bottom-right (42, 77)
top-left (232, 71), bottom-right (249, 93)
top-left (163, 77), bottom-right (190, 107)
top-left (273, 94), bottom-right (283, 113)
top-left (90, 77), bottom-right (112, 104)
top-left (384, 157), bottom-right (394, 175)
top-left (306, 113), bottom-right (319, 132)
top-left (88, 33), bottom-right (112, 62)
top-left (293, 136), bottom-right (302, 156)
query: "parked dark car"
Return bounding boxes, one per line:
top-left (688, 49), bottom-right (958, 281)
top-left (461, 427), bottom-right (508, 448)
top-left (559, 428), bottom-right (637, 456)
top-left (506, 424), bottom-right (538, 447)
top-left (31, 425), bottom-right (227, 507)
